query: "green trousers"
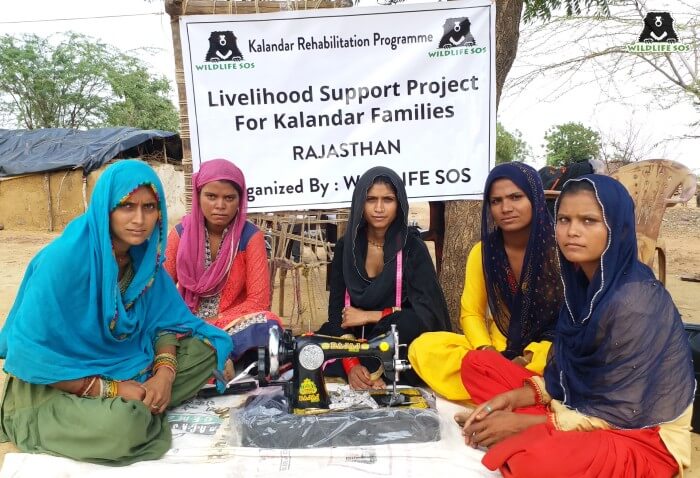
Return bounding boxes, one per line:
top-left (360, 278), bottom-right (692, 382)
top-left (0, 337), bottom-right (216, 466)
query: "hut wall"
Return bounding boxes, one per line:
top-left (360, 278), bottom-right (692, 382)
top-left (0, 162), bottom-right (185, 232)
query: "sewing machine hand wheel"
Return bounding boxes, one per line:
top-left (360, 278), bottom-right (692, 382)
top-left (257, 325), bottom-right (294, 386)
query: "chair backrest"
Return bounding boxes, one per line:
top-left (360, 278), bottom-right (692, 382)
top-left (610, 159), bottom-right (697, 267)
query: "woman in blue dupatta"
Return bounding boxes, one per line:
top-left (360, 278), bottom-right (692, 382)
top-left (0, 160), bottom-right (233, 465)
top-left (460, 175), bottom-right (694, 477)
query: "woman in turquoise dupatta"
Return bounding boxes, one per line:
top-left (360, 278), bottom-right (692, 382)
top-left (0, 160), bottom-right (233, 465)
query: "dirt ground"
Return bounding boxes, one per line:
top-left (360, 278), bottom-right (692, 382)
top-left (0, 201), bottom-right (699, 472)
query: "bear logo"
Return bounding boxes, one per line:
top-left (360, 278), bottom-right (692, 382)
top-left (638, 12), bottom-right (679, 43)
top-left (439, 17), bottom-right (476, 49)
top-left (205, 31), bottom-right (244, 62)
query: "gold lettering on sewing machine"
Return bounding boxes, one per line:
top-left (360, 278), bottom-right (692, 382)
top-left (320, 341), bottom-right (370, 351)
top-left (318, 342), bottom-right (370, 352)
top-left (299, 393), bottom-right (321, 403)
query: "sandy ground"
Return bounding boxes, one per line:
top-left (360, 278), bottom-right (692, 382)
top-left (0, 202), bottom-right (698, 472)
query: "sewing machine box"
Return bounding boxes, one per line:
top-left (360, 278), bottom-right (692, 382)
top-left (230, 386), bottom-right (441, 448)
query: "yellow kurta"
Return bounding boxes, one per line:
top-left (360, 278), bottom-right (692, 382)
top-left (408, 242), bottom-right (552, 400)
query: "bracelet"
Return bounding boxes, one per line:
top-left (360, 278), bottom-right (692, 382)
top-left (342, 357), bottom-right (361, 375)
top-left (76, 377), bottom-right (94, 397)
top-left (154, 363), bottom-right (177, 377)
top-left (100, 379), bottom-right (118, 398)
top-left (381, 307), bottom-right (393, 318)
top-left (153, 352), bottom-right (178, 377)
top-left (80, 376), bottom-right (98, 397)
top-left (154, 352), bottom-right (178, 363)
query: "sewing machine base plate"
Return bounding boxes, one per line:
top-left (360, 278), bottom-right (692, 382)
top-left (232, 388), bottom-right (440, 448)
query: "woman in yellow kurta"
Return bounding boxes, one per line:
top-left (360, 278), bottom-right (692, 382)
top-left (409, 162), bottom-right (563, 400)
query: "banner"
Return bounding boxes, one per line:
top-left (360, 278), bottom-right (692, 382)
top-left (180, 1), bottom-right (495, 211)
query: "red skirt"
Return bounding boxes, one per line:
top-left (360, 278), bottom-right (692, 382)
top-left (460, 350), bottom-right (678, 478)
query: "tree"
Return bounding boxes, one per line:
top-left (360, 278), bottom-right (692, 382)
top-left (598, 118), bottom-right (656, 169)
top-left (508, 1), bottom-right (699, 124)
top-left (106, 56), bottom-right (179, 132)
top-left (438, 0), bottom-right (609, 327)
top-left (0, 33), bottom-right (178, 131)
top-left (544, 122), bottom-right (601, 166)
top-left (497, 122), bottom-right (532, 164)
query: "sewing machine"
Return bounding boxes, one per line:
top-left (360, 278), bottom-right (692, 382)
top-left (257, 324), bottom-right (412, 414)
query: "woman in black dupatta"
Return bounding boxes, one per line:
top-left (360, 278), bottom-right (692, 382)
top-left (317, 166), bottom-right (451, 389)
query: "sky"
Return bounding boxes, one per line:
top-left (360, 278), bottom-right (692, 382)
top-left (1, 0), bottom-right (698, 173)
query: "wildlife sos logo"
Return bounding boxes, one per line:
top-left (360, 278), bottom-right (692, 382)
top-left (195, 31), bottom-right (255, 71)
top-left (439, 18), bottom-right (476, 48)
top-left (429, 16), bottom-right (486, 58)
top-left (627, 12), bottom-right (690, 53)
top-left (205, 31), bottom-right (244, 62)
top-left (638, 12), bottom-right (678, 43)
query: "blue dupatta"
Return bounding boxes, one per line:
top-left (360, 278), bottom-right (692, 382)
top-left (544, 174), bottom-right (694, 428)
top-left (481, 162), bottom-right (562, 358)
top-left (0, 160), bottom-right (232, 390)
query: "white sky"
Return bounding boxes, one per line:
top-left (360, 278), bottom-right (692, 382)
top-left (1, 0), bottom-right (698, 173)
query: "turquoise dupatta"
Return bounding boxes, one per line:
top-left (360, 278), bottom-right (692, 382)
top-left (0, 160), bottom-right (232, 390)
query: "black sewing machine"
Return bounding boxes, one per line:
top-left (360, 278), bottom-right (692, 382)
top-left (257, 324), bottom-right (412, 414)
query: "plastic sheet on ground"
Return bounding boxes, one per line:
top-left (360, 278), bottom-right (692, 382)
top-left (0, 385), bottom-right (501, 478)
top-left (232, 386), bottom-right (441, 448)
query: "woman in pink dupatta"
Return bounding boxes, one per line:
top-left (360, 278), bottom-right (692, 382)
top-left (164, 159), bottom-right (282, 365)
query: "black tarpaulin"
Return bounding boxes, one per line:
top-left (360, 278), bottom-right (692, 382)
top-left (0, 127), bottom-right (177, 177)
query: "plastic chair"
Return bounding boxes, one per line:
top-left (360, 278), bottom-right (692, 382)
top-left (610, 159), bottom-right (697, 285)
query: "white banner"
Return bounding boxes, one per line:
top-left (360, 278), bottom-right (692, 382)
top-left (180, 1), bottom-right (495, 211)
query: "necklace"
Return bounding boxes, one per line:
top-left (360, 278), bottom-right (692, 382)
top-left (367, 239), bottom-right (384, 249)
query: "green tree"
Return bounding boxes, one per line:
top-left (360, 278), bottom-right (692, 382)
top-left (106, 56), bottom-right (179, 132)
top-left (496, 122), bottom-right (531, 164)
top-left (0, 33), bottom-right (178, 131)
top-left (544, 122), bottom-right (601, 166)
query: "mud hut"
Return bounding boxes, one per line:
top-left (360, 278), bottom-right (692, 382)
top-left (0, 127), bottom-right (185, 231)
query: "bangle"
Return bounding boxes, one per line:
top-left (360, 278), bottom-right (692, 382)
top-left (342, 357), bottom-right (361, 375)
top-left (81, 376), bottom-right (98, 397)
top-left (76, 377), bottom-right (94, 397)
top-left (381, 307), bottom-right (402, 318)
top-left (154, 363), bottom-right (177, 377)
top-left (100, 379), bottom-right (118, 398)
top-left (153, 352), bottom-right (178, 377)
